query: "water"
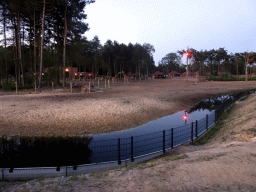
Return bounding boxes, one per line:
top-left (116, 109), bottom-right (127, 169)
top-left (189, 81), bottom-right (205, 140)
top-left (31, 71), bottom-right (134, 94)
top-left (91, 94), bottom-right (232, 141)
top-left (0, 136), bottom-right (93, 168)
top-left (1, 90), bottom-right (255, 167)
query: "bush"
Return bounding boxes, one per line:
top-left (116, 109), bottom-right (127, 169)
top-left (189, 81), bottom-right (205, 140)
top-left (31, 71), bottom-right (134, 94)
top-left (43, 67), bottom-right (61, 86)
top-left (2, 80), bottom-right (16, 90)
top-left (248, 76), bottom-right (256, 81)
top-left (18, 84), bottom-right (34, 90)
top-left (206, 75), bottom-right (246, 81)
top-left (221, 73), bottom-right (229, 79)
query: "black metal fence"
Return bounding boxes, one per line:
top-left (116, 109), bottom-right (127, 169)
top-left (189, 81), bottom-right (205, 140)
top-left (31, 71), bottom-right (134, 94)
top-left (88, 89), bottom-right (256, 165)
top-left (1, 89), bottom-right (256, 181)
top-left (88, 112), bottom-right (216, 164)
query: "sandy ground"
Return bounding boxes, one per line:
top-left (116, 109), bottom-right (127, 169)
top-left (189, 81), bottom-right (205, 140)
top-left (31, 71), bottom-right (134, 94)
top-left (0, 87), bottom-right (256, 191)
top-left (1, 77), bottom-right (256, 138)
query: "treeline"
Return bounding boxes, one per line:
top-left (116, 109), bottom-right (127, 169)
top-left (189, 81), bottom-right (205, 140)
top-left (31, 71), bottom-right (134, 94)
top-left (0, 0), bottom-right (156, 89)
top-left (0, 0), bottom-right (95, 88)
top-left (158, 47), bottom-right (256, 79)
top-left (1, 0), bottom-right (255, 89)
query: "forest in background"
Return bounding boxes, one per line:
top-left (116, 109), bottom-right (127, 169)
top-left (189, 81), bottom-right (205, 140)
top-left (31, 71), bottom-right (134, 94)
top-left (0, 0), bottom-right (256, 90)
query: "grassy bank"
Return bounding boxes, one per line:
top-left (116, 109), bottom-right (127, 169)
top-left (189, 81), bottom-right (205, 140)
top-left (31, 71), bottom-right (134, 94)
top-left (198, 105), bottom-right (234, 145)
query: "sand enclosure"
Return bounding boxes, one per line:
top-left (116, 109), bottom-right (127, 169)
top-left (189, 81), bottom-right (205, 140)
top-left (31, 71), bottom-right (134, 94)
top-left (1, 77), bottom-right (256, 137)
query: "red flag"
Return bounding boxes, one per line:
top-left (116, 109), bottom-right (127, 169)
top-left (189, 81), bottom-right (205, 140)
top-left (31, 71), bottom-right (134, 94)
top-left (249, 57), bottom-right (254, 62)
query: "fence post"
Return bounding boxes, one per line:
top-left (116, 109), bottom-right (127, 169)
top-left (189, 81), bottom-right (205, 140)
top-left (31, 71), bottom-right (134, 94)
top-left (163, 130), bottom-right (165, 154)
top-left (171, 128), bottom-right (174, 149)
top-left (15, 81), bottom-right (17, 94)
top-left (215, 110), bottom-right (217, 123)
top-left (191, 122), bottom-right (194, 143)
top-left (195, 120), bottom-right (198, 139)
top-left (118, 138), bottom-right (121, 165)
top-left (206, 114), bottom-right (208, 130)
top-left (131, 136), bottom-right (134, 162)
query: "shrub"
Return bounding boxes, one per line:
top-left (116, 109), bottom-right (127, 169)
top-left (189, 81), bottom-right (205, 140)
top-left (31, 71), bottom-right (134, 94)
top-left (206, 75), bottom-right (247, 81)
top-left (2, 80), bottom-right (16, 90)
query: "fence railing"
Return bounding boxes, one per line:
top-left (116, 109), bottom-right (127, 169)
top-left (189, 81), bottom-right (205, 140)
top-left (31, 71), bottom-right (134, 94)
top-left (0, 89), bottom-right (255, 181)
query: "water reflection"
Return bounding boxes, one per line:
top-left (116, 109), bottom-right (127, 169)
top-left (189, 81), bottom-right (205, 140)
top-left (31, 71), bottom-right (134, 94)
top-left (0, 135), bottom-right (93, 168)
top-left (188, 95), bottom-right (233, 113)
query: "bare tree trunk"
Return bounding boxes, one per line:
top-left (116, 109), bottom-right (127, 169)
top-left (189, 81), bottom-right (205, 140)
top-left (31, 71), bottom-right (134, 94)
top-left (3, 5), bottom-right (8, 82)
top-left (218, 61), bottom-right (220, 74)
top-left (244, 53), bottom-right (250, 82)
top-left (245, 63), bottom-right (248, 81)
top-left (17, 11), bottom-right (24, 86)
top-left (108, 55), bottom-right (111, 77)
top-left (114, 59), bottom-right (116, 76)
top-left (13, 24), bottom-right (18, 85)
top-left (63, 1), bottom-right (67, 87)
top-left (199, 61), bottom-right (201, 76)
top-left (34, 9), bottom-right (37, 88)
top-left (39, 0), bottom-right (46, 88)
top-left (236, 59), bottom-right (238, 76)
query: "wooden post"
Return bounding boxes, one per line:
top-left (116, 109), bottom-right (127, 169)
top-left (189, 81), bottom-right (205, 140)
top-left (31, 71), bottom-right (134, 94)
top-left (108, 80), bottom-right (110, 88)
top-left (52, 82), bottom-right (54, 90)
top-left (15, 81), bottom-right (17, 94)
top-left (89, 82), bottom-right (90, 93)
top-left (105, 79), bottom-right (107, 90)
top-left (70, 82), bottom-right (72, 93)
top-left (34, 81), bottom-right (36, 93)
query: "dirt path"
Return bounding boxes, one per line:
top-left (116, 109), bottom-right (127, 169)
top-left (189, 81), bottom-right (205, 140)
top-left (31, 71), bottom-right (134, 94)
top-left (1, 89), bottom-right (256, 192)
top-left (1, 78), bottom-right (256, 137)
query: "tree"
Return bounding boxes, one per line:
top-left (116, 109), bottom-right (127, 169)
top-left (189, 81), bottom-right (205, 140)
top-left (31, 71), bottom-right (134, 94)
top-left (177, 47), bottom-right (197, 78)
top-left (62, 0), bottom-right (67, 86)
top-left (215, 48), bottom-right (228, 74)
top-left (38, 0), bottom-right (46, 88)
top-left (89, 35), bottom-right (101, 78)
top-left (143, 43), bottom-right (155, 77)
top-left (159, 53), bottom-right (181, 73)
top-left (242, 52), bottom-right (254, 81)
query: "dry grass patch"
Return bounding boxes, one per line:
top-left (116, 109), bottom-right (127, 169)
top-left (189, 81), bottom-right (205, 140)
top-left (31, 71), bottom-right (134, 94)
top-left (251, 153), bottom-right (256, 157)
top-left (89, 171), bottom-right (109, 179)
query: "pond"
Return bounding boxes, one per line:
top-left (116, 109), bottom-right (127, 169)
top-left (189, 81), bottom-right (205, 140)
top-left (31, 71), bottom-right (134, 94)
top-left (1, 90), bottom-right (255, 168)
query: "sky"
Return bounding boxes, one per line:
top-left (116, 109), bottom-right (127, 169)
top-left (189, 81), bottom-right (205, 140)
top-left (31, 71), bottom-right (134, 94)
top-left (84, 0), bottom-right (256, 65)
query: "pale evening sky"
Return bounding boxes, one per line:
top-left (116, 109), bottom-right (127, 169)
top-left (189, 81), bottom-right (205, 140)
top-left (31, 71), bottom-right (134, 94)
top-left (84, 0), bottom-right (256, 65)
